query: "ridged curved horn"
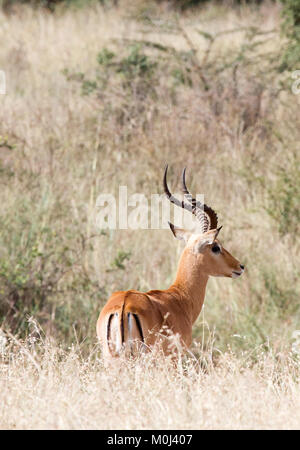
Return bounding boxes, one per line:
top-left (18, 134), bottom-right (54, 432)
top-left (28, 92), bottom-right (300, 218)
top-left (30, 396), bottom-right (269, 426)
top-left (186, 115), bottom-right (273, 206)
top-left (164, 165), bottom-right (218, 234)
top-left (181, 167), bottom-right (218, 231)
top-left (163, 165), bottom-right (194, 214)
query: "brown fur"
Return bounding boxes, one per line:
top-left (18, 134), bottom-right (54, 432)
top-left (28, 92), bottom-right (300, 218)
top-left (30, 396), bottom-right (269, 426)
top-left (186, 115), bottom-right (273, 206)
top-left (97, 228), bottom-right (244, 358)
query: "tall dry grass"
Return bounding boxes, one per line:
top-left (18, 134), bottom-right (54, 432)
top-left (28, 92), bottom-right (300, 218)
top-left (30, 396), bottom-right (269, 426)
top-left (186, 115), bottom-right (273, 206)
top-left (0, 0), bottom-right (299, 429)
top-left (0, 327), bottom-right (300, 430)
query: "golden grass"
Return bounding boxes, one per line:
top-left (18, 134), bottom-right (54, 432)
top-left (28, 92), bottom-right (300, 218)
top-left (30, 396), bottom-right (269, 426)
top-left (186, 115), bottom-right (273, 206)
top-left (0, 331), bottom-right (300, 430)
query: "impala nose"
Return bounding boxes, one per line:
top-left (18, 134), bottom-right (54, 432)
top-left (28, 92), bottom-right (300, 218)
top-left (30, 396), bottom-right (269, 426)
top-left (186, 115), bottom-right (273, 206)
top-left (240, 264), bottom-right (245, 270)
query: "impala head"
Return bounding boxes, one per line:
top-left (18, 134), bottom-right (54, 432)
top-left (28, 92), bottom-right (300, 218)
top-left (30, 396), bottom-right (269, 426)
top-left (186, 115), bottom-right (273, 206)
top-left (164, 165), bottom-right (244, 279)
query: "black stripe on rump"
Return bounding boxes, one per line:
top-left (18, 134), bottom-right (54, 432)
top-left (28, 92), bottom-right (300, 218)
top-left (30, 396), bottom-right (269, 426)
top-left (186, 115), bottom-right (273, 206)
top-left (133, 314), bottom-right (144, 342)
top-left (120, 303), bottom-right (125, 344)
top-left (107, 314), bottom-right (113, 345)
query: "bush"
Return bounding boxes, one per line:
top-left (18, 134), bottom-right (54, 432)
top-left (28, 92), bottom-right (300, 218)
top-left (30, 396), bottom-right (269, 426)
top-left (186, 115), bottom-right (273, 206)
top-left (0, 0), bottom-right (275, 12)
top-left (280, 0), bottom-right (300, 71)
top-left (0, 0), bottom-right (103, 12)
top-left (265, 153), bottom-right (300, 236)
top-left (65, 22), bottom-right (279, 140)
top-left (0, 195), bottom-right (104, 343)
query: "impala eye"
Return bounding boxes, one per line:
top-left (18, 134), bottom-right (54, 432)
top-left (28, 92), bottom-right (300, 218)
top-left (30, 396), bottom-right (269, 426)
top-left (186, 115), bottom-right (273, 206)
top-left (211, 244), bottom-right (220, 254)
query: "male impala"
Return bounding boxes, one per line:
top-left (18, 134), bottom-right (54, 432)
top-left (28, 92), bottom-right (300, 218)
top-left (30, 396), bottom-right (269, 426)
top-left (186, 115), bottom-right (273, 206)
top-left (97, 166), bottom-right (244, 358)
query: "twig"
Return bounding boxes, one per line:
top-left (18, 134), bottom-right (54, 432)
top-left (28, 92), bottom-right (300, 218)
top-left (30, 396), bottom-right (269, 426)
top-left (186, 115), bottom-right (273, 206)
top-left (6, 331), bottom-right (41, 372)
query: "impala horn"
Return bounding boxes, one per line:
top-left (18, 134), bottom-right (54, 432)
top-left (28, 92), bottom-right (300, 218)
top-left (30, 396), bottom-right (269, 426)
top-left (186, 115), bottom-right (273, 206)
top-left (181, 167), bottom-right (218, 232)
top-left (163, 165), bottom-right (218, 234)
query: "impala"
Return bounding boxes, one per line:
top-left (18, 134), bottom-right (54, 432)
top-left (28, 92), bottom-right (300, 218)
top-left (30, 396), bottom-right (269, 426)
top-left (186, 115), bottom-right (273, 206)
top-left (97, 166), bottom-right (244, 358)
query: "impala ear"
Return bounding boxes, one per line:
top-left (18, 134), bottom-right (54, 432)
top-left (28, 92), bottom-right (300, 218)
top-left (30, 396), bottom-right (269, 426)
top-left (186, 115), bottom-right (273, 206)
top-left (213, 226), bottom-right (223, 241)
top-left (168, 222), bottom-right (191, 242)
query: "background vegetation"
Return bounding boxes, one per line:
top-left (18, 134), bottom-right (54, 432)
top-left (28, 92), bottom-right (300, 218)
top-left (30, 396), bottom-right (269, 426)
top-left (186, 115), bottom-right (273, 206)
top-left (0, 0), bottom-right (299, 352)
top-left (0, 0), bottom-right (299, 429)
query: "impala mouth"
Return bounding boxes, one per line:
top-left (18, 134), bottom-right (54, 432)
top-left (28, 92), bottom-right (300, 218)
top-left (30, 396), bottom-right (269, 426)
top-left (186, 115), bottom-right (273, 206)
top-left (232, 271), bottom-right (243, 279)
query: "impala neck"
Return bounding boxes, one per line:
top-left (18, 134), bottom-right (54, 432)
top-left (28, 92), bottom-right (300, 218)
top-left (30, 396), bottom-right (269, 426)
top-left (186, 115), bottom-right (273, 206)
top-left (171, 247), bottom-right (209, 324)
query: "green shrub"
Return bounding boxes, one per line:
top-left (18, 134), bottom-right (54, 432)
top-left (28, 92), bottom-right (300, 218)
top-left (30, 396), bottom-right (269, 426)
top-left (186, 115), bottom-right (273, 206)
top-left (0, 192), bottom-right (104, 344)
top-left (280, 0), bottom-right (300, 71)
top-left (265, 153), bottom-right (300, 236)
top-left (0, 0), bottom-right (272, 11)
top-left (0, 0), bottom-right (106, 12)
